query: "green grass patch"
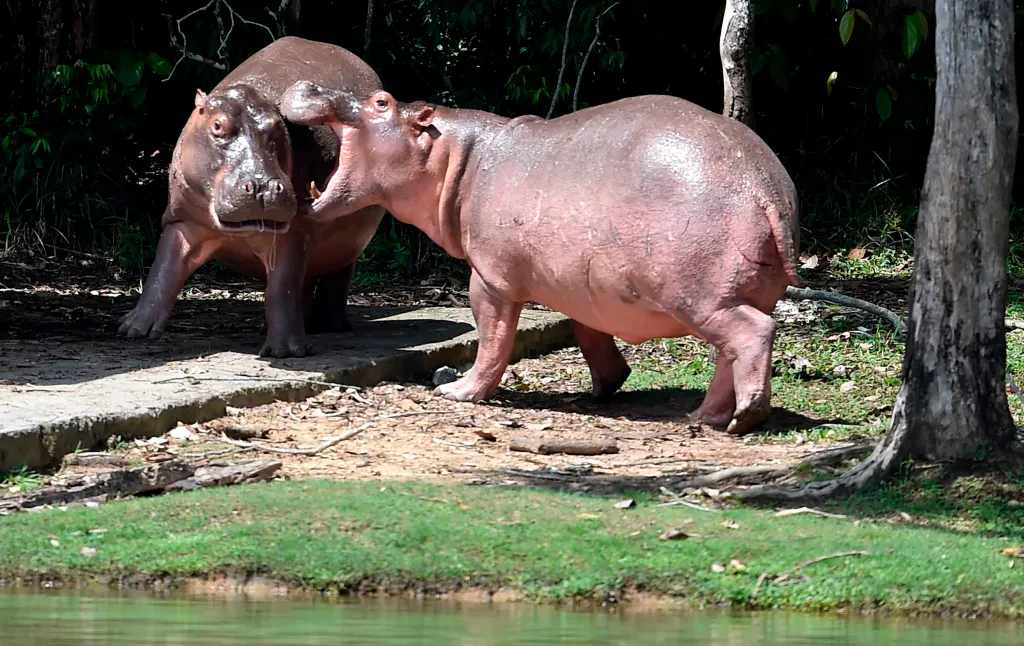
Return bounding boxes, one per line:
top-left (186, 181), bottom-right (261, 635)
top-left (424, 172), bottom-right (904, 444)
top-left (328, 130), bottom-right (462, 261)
top-left (0, 479), bottom-right (1021, 617)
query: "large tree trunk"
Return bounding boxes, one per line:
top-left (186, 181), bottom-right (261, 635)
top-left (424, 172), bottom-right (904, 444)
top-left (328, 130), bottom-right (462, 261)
top-left (888, 0), bottom-right (1018, 460)
top-left (734, 0), bottom-right (1019, 505)
top-left (719, 0), bottom-right (754, 127)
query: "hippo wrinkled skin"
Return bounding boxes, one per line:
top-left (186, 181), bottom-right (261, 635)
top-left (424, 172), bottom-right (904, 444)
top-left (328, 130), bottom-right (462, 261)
top-left (280, 83), bottom-right (800, 434)
top-left (118, 37), bottom-right (384, 357)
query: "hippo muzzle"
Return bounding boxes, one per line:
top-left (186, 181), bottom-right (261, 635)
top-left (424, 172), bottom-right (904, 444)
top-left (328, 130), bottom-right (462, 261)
top-left (213, 165), bottom-right (297, 232)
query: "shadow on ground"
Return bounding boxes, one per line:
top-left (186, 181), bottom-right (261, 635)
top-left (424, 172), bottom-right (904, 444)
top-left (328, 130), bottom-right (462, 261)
top-left (491, 385), bottom-right (851, 432)
top-left (0, 289), bottom-right (473, 386)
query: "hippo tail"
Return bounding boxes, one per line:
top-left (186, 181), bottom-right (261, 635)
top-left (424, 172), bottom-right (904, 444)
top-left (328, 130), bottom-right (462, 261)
top-left (762, 197), bottom-right (803, 288)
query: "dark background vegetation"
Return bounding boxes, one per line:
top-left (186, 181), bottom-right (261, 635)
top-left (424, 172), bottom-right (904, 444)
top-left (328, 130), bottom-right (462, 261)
top-left (1, 0), bottom-right (1018, 284)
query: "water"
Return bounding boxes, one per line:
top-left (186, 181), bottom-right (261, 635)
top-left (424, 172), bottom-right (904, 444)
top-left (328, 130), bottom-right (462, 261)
top-left (0, 591), bottom-right (1020, 645)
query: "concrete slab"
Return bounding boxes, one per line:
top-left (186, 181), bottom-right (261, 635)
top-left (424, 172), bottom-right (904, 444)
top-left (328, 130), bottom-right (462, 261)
top-left (0, 306), bottom-right (572, 472)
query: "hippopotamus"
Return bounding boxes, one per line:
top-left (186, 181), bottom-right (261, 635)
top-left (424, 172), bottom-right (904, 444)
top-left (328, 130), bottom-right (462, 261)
top-left (118, 37), bottom-right (384, 357)
top-left (278, 83), bottom-right (800, 435)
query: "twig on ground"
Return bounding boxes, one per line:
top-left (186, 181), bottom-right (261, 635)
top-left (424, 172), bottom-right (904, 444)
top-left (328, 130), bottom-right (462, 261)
top-left (751, 572), bottom-right (769, 599)
top-left (547, 0), bottom-right (579, 119)
top-left (774, 507), bottom-right (848, 520)
top-left (221, 422), bottom-right (371, 456)
top-left (793, 550), bottom-right (868, 570)
top-left (151, 373), bottom-right (362, 390)
top-left (572, 2), bottom-right (618, 112)
top-left (657, 486), bottom-right (717, 512)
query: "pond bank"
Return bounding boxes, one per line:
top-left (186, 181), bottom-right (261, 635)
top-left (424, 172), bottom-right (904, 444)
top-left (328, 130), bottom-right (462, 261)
top-left (0, 479), bottom-right (1021, 620)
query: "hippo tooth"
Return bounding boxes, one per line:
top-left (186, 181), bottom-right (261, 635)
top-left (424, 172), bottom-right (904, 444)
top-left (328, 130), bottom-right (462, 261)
top-left (309, 181), bottom-right (322, 199)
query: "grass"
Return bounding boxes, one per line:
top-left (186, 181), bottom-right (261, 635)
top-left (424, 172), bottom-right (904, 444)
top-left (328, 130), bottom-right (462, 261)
top-left (0, 479), bottom-right (1021, 617)
top-left (0, 467), bottom-right (45, 495)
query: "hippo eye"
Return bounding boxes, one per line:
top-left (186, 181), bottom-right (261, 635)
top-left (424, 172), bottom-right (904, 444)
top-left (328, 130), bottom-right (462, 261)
top-left (374, 98), bottom-right (388, 110)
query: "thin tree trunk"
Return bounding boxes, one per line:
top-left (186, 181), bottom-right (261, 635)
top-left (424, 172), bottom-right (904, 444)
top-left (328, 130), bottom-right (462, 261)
top-left (719, 0), bottom-right (754, 127)
top-left (364, 0), bottom-right (374, 53)
top-left (732, 0), bottom-right (1019, 505)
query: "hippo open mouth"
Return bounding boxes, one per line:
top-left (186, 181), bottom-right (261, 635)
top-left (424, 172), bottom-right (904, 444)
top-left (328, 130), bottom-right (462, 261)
top-left (217, 217), bottom-right (291, 233)
top-left (302, 123), bottom-right (354, 215)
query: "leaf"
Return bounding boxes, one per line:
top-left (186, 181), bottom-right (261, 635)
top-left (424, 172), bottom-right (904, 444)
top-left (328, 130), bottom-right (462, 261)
top-left (839, 10), bottom-right (855, 46)
top-left (909, 9), bottom-right (929, 43)
top-left (852, 8), bottom-right (871, 26)
top-left (659, 528), bottom-right (690, 541)
top-left (875, 86), bottom-right (893, 122)
top-left (473, 430), bottom-right (497, 442)
top-left (113, 52), bottom-right (144, 87)
top-left (614, 499), bottom-right (636, 509)
top-left (711, 562), bottom-right (726, 573)
top-left (729, 559), bottom-right (747, 571)
top-left (810, 0), bottom-right (819, 10)
top-left (847, 246), bottom-right (867, 260)
top-left (826, 71), bottom-right (838, 96)
top-left (145, 53), bottom-right (172, 77)
top-left (901, 14), bottom-right (921, 59)
top-left (801, 254), bottom-right (820, 269)
top-left (20, 127), bottom-right (37, 137)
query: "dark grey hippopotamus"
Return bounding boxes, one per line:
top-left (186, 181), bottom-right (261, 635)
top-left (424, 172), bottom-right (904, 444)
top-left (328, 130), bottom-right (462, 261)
top-left (279, 83), bottom-right (800, 435)
top-left (118, 36), bottom-right (384, 357)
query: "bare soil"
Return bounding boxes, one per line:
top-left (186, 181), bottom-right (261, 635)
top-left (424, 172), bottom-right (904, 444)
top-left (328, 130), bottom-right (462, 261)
top-left (2, 252), bottom-right (906, 493)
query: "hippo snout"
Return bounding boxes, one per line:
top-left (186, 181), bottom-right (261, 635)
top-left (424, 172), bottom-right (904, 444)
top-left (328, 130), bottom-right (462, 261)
top-left (214, 174), bottom-right (297, 232)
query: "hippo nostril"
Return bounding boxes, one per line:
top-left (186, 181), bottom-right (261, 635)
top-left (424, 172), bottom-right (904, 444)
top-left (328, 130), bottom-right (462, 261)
top-left (271, 180), bottom-right (284, 194)
top-left (243, 181), bottom-right (255, 194)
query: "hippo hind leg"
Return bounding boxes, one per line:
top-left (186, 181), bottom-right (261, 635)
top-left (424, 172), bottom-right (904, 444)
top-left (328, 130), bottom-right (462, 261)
top-left (572, 321), bottom-right (631, 401)
top-left (307, 264), bottom-right (356, 334)
top-left (688, 304), bottom-right (776, 435)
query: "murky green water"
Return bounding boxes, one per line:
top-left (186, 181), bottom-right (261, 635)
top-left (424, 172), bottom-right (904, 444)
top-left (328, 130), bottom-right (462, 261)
top-left (0, 591), bottom-right (1020, 645)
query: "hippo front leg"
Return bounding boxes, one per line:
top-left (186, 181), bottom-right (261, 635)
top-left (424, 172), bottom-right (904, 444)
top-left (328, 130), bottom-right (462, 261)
top-left (118, 221), bottom-right (218, 340)
top-left (260, 235), bottom-right (313, 358)
top-left (572, 321), bottom-right (631, 401)
top-left (434, 270), bottom-right (524, 402)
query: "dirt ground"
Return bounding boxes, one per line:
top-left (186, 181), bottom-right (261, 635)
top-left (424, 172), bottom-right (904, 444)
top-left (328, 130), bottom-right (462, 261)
top-left (1, 252), bottom-right (913, 492)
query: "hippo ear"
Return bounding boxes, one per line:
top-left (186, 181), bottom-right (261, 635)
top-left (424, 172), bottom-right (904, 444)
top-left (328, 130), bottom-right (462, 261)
top-left (194, 89), bottom-right (209, 113)
top-left (413, 106), bottom-right (434, 130)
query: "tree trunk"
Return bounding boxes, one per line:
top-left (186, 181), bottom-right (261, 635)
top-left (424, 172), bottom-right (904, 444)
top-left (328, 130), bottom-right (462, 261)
top-left (364, 0), bottom-right (375, 53)
top-left (719, 0), bottom-right (754, 127)
top-left (729, 0), bottom-right (1019, 505)
top-left (1, 0), bottom-right (98, 111)
top-left (888, 0), bottom-right (1018, 461)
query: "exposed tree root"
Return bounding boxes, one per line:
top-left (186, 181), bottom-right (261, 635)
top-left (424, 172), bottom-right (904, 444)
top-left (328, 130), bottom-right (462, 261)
top-left (784, 286), bottom-right (906, 334)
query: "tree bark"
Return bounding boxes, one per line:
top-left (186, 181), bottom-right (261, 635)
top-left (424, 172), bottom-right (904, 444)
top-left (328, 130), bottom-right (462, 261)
top-left (727, 0), bottom-right (1020, 505)
top-left (719, 0), bottom-right (755, 127)
top-left (891, 0), bottom-right (1018, 460)
top-left (364, 0), bottom-right (375, 53)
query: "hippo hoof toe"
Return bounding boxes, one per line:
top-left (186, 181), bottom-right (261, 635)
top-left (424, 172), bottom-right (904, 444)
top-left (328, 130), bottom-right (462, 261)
top-left (725, 398), bottom-right (771, 436)
top-left (432, 379), bottom-right (488, 403)
top-left (591, 366), bottom-right (632, 403)
top-left (259, 339), bottom-right (313, 358)
top-left (118, 311), bottom-right (165, 340)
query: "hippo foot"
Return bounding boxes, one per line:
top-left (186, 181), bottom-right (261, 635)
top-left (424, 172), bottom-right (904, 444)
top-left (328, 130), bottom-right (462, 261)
top-left (259, 336), bottom-right (313, 358)
top-left (725, 394), bottom-right (771, 436)
top-left (432, 376), bottom-right (494, 403)
top-left (117, 307), bottom-right (167, 340)
top-left (591, 365), bottom-right (632, 403)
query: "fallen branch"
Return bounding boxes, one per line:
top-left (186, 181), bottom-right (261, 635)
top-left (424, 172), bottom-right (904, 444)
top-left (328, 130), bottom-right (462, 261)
top-left (504, 468), bottom-right (579, 482)
top-left (546, 0), bottom-right (579, 118)
top-left (794, 550), bottom-right (868, 570)
top-left (164, 459), bottom-right (281, 491)
top-left (164, 0), bottom-right (277, 81)
top-left (221, 422), bottom-right (371, 456)
top-left (0, 461), bottom-right (194, 513)
top-left (751, 572), bottom-right (769, 599)
top-left (509, 437), bottom-right (619, 455)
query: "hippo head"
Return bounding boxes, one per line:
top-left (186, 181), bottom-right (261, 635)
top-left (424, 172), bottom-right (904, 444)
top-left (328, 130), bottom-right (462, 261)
top-left (177, 85), bottom-right (298, 233)
top-left (278, 81), bottom-right (436, 219)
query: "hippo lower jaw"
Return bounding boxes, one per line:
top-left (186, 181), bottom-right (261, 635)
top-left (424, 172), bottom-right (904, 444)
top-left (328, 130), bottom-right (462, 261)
top-left (216, 217), bottom-right (291, 234)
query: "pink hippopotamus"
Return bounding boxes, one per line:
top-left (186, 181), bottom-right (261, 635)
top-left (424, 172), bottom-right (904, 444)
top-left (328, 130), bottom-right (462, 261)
top-left (278, 84), bottom-right (800, 435)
